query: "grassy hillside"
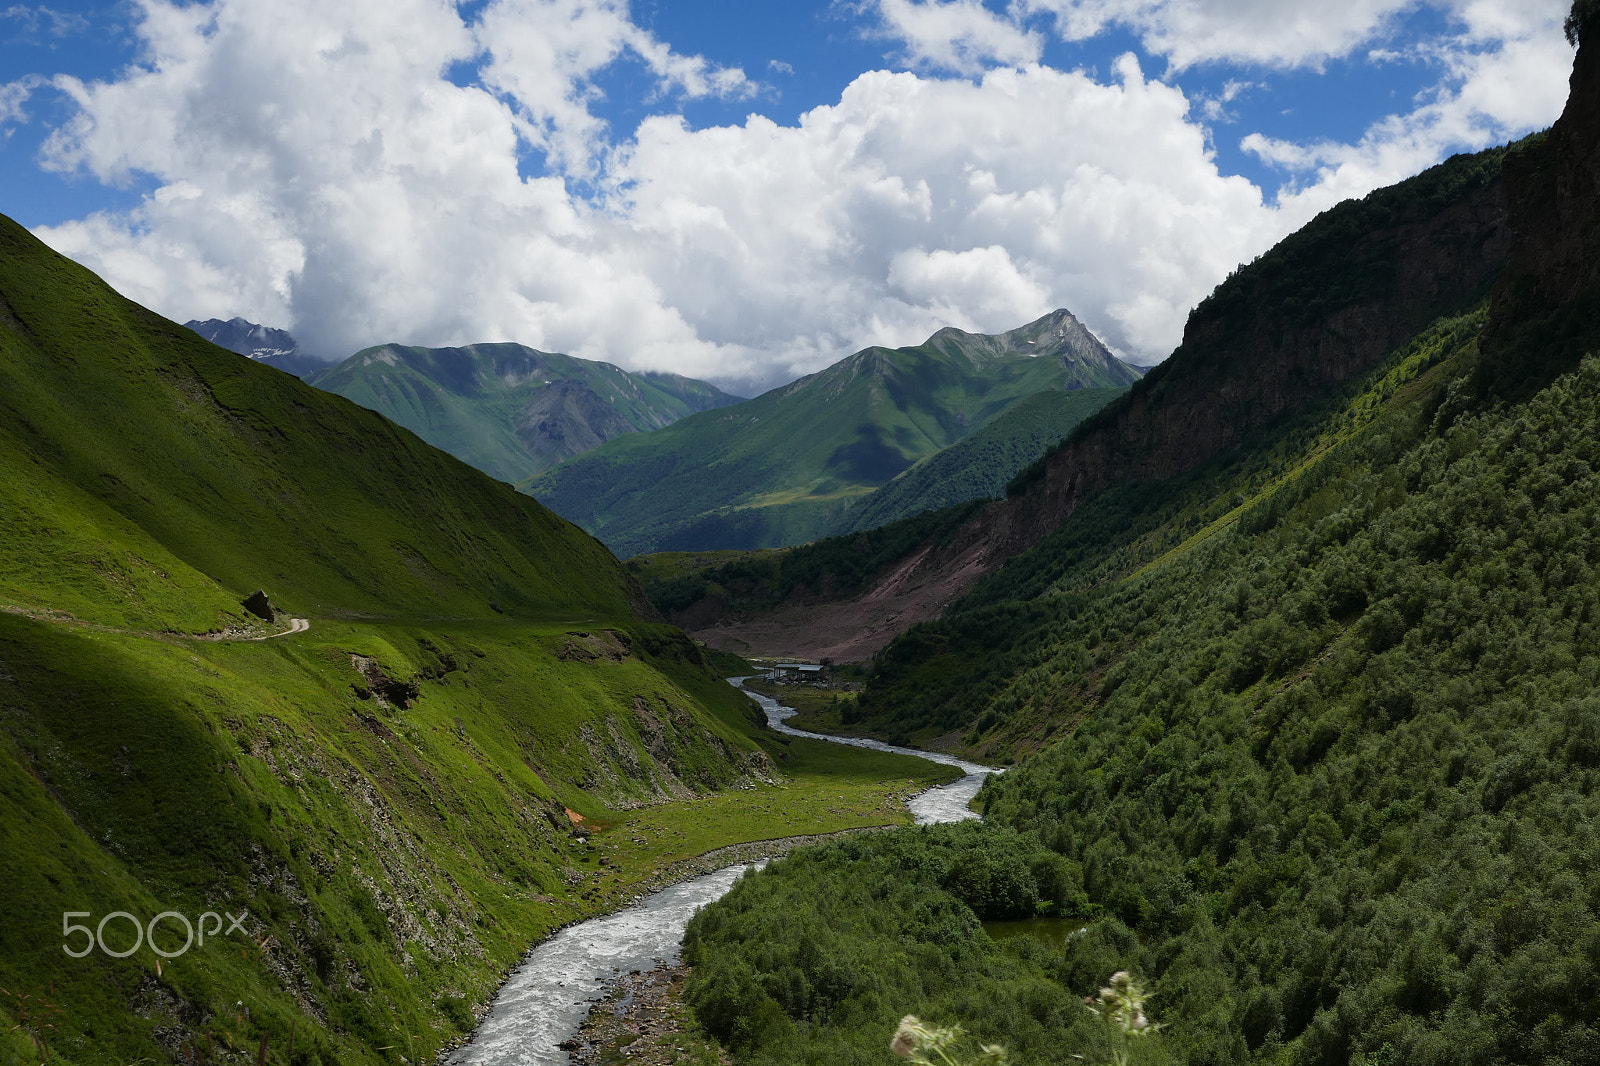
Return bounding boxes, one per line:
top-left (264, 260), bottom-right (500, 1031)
top-left (308, 342), bottom-right (741, 483)
top-left (526, 309), bottom-right (1139, 557)
top-left (837, 386), bottom-right (1126, 535)
top-left (0, 219), bottom-right (646, 629)
top-left (0, 214), bottom-right (954, 1065)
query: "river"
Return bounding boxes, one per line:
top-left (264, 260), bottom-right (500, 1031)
top-left (445, 677), bottom-right (997, 1065)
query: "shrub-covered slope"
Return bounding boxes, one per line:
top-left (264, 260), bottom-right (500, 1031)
top-left (675, 23), bottom-right (1600, 1065)
top-left (970, 337), bottom-right (1600, 1065)
top-left (680, 277), bottom-right (1600, 1066)
top-left (309, 342), bottom-right (741, 483)
top-left (681, 822), bottom-right (1118, 1064)
top-left (526, 309), bottom-right (1139, 557)
top-left (0, 214), bottom-right (789, 1065)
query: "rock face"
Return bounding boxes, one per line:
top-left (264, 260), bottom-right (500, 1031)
top-left (920, 308), bottom-right (1145, 386)
top-left (1483, 22), bottom-right (1600, 389)
top-left (185, 317), bottom-right (324, 378)
top-left (516, 378), bottom-right (645, 461)
top-left (242, 589), bottom-right (277, 622)
top-left (976, 148), bottom-right (1510, 560)
top-left (350, 654), bottom-right (421, 709)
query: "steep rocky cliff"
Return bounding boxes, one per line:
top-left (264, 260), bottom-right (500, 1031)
top-left (1480, 14), bottom-right (1600, 394)
top-left (976, 145), bottom-right (1510, 559)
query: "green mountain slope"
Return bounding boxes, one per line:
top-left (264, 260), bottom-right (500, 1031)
top-left (837, 386), bottom-right (1126, 535)
top-left (0, 230), bottom-right (645, 629)
top-left (307, 341), bottom-right (742, 483)
top-left (672, 24), bottom-right (1600, 1065)
top-left (0, 214), bottom-right (797, 1065)
top-left (526, 309), bottom-right (1141, 557)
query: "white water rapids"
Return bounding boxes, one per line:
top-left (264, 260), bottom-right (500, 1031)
top-left (445, 677), bottom-right (997, 1065)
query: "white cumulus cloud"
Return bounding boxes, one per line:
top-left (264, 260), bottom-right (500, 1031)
top-left (1019, 0), bottom-right (1422, 71)
top-left (865, 0), bottom-right (1043, 74)
top-left (18, 0), bottom-right (1575, 393)
top-left (1243, 0), bottom-right (1570, 223)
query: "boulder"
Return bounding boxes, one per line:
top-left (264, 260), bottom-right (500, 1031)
top-left (242, 589), bottom-right (276, 622)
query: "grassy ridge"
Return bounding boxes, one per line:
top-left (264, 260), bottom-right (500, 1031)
top-left (0, 216), bottom-right (636, 629)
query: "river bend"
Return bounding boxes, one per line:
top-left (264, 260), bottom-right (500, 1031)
top-left (446, 677), bottom-right (998, 1065)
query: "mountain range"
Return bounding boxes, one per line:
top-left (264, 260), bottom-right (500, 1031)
top-left (647, 126), bottom-right (1515, 664)
top-left (526, 308), bottom-right (1142, 557)
top-left (185, 316), bottom-right (325, 378)
top-left (305, 342), bottom-right (744, 482)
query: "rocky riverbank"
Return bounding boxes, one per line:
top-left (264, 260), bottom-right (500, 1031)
top-left (563, 964), bottom-right (726, 1066)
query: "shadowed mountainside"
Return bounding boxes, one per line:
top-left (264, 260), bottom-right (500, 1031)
top-left (676, 28), bottom-right (1600, 1066)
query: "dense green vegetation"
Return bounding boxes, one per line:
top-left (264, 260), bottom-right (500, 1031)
top-left (970, 348), bottom-right (1600, 1064)
top-left (527, 309), bottom-right (1139, 557)
top-left (839, 387), bottom-right (1126, 535)
top-left (309, 341), bottom-right (740, 483)
top-left (687, 317), bottom-right (1600, 1063)
top-left (682, 822), bottom-right (1157, 1065)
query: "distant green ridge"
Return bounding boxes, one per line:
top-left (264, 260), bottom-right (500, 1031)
top-left (526, 308), bottom-right (1142, 557)
top-left (308, 341), bottom-right (742, 484)
top-left (837, 386), bottom-right (1126, 534)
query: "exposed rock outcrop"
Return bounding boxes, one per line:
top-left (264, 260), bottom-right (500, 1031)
top-left (1481, 18), bottom-right (1600, 392)
top-left (350, 654), bottom-right (421, 709)
top-left (243, 588), bottom-right (277, 622)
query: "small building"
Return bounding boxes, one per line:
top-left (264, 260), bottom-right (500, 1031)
top-left (767, 662), bottom-right (829, 684)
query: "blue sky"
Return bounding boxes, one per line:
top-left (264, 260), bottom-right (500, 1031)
top-left (0, 0), bottom-right (1574, 390)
